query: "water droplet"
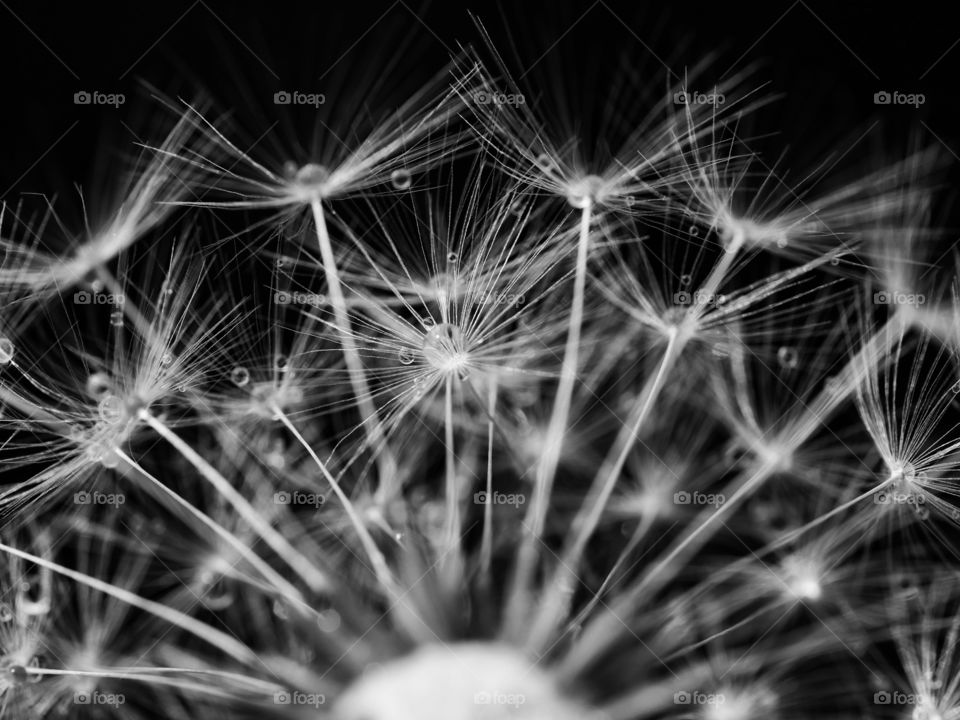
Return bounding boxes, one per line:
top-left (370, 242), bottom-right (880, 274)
top-left (830, 257), bottom-right (840, 266)
top-left (0, 604), bottom-right (13, 622)
top-left (230, 366), bottom-right (250, 387)
top-left (274, 355), bottom-right (289, 373)
top-left (86, 372), bottom-right (112, 398)
top-left (689, 225), bottom-right (699, 236)
top-left (680, 274), bottom-right (692, 287)
top-left (776, 236), bottom-right (788, 249)
top-left (276, 257), bottom-right (285, 269)
top-left (398, 347), bottom-right (416, 365)
top-left (8, 665), bottom-right (29, 685)
top-left (160, 352), bottom-right (174, 367)
top-left (390, 169), bottom-right (412, 191)
top-left (0, 337), bottom-right (14, 365)
top-left (446, 251), bottom-right (458, 264)
top-left (89, 278), bottom-right (105, 293)
top-left (777, 346), bottom-right (799, 369)
top-left (952, 380), bottom-right (960, 395)
top-left (509, 200), bottom-right (524, 216)
top-left (272, 598), bottom-right (289, 620)
top-left (535, 153), bottom-right (554, 169)
top-left (109, 310), bottom-right (124, 328)
top-left (98, 394), bottom-right (124, 424)
top-left (316, 608), bottom-right (341, 633)
top-left (915, 505), bottom-right (931, 521)
top-left (99, 447), bottom-right (121, 469)
top-left (422, 323), bottom-right (466, 371)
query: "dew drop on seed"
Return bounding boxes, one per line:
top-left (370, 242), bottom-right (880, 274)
top-left (230, 366), bottom-right (250, 387)
top-left (680, 274), bottom-right (691, 287)
top-left (98, 394), bottom-right (124, 424)
top-left (777, 346), bottom-right (799, 369)
top-left (398, 348), bottom-right (416, 365)
top-left (99, 447), bottom-right (121, 469)
top-left (317, 608), bottom-right (341, 633)
top-left (391, 169), bottom-right (412, 191)
top-left (86, 372), bottom-right (112, 398)
top-left (274, 355), bottom-right (289, 373)
top-left (0, 337), bottom-right (13, 365)
top-left (8, 665), bottom-right (29, 685)
top-left (272, 599), bottom-right (289, 620)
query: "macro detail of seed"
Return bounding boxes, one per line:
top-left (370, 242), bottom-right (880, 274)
top-left (0, 6), bottom-right (958, 720)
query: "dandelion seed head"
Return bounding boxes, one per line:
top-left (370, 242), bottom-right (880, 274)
top-left (334, 643), bottom-right (585, 720)
top-left (422, 323), bottom-right (469, 377)
top-left (289, 162), bottom-right (332, 202)
top-left (565, 174), bottom-right (606, 209)
top-left (780, 555), bottom-right (824, 601)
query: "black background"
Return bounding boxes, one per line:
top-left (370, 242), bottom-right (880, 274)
top-left (1, 0), bottom-right (958, 217)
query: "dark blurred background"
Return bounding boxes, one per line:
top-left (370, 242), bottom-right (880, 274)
top-left (0, 0), bottom-right (958, 215)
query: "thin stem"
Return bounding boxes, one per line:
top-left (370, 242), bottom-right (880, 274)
top-left (507, 202), bottom-right (593, 629)
top-left (139, 409), bottom-right (331, 595)
top-left (310, 199), bottom-right (395, 489)
top-left (526, 328), bottom-right (684, 652)
top-left (0, 541), bottom-right (258, 666)
top-left (114, 448), bottom-right (311, 608)
top-left (480, 377), bottom-right (498, 579)
top-left (443, 374), bottom-right (460, 550)
top-left (271, 404), bottom-right (399, 600)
